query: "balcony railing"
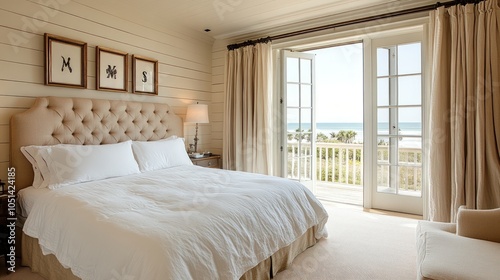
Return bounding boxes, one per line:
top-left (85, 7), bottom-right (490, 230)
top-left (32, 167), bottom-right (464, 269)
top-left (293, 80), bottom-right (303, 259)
top-left (287, 142), bottom-right (422, 192)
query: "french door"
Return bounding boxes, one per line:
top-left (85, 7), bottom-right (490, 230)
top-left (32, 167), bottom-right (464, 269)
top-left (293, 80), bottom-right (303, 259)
top-left (282, 50), bottom-right (316, 193)
top-left (370, 33), bottom-right (424, 215)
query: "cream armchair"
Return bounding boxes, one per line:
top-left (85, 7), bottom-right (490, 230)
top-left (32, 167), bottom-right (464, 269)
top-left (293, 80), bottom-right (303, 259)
top-left (416, 207), bottom-right (500, 280)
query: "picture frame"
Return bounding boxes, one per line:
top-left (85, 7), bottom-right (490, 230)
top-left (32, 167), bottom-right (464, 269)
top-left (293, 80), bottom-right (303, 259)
top-left (132, 55), bottom-right (158, 95)
top-left (96, 46), bottom-right (128, 92)
top-left (45, 33), bottom-right (87, 88)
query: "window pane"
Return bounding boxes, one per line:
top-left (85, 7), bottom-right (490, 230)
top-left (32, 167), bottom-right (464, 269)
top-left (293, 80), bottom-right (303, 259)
top-left (398, 75), bottom-right (421, 106)
top-left (287, 108), bottom-right (299, 132)
top-left (377, 77), bottom-right (389, 106)
top-left (287, 155), bottom-right (299, 179)
top-left (301, 84), bottom-right (312, 107)
top-left (398, 138), bottom-right (422, 165)
top-left (399, 122), bottom-right (421, 137)
top-left (398, 107), bottom-right (421, 135)
top-left (377, 108), bottom-right (389, 135)
top-left (377, 48), bottom-right (389, 76)
top-left (377, 137), bottom-right (390, 163)
top-left (287, 84), bottom-right (299, 107)
top-left (300, 108), bottom-right (312, 131)
top-left (300, 59), bottom-right (312, 84)
top-left (398, 43), bottom-right (421, 75)
top-left (398, 166), bottom-right (422, 196)
top-left (377, 165), bottom-right (396, 193)
top-left (300, 157), bottom-right (312, 181)
top-left (287, 57), bottom-right (299, 83)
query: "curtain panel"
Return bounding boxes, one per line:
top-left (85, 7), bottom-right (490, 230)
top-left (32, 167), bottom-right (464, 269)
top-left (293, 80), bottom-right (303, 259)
top-left (223, 42), bottom-right (273, 175)
top-left (428, 0), bottom-right (500, 222)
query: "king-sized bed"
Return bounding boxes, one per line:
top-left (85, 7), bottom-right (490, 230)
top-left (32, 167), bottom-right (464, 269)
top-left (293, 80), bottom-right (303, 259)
top-left (11, 96), bottom-right (328, 280)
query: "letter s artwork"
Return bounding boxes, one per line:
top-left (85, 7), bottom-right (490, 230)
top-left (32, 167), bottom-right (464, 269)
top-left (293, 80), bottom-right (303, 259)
top-left (142, 71), bottom-right (148, 83)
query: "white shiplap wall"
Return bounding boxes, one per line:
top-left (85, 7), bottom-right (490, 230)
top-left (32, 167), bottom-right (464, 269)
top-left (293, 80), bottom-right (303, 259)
top-left (210, 40), bottom-right (230, 156)
top-left (0, 0), bottom-right (214, 180)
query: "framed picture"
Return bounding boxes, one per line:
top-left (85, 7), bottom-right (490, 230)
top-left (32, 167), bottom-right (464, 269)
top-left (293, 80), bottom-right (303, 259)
top-left (45, 33), bottom-right (87, 88)
top-left (96, 46), bottom-right (128, 92)
top-left (132, 55), bottom-right (158, 95)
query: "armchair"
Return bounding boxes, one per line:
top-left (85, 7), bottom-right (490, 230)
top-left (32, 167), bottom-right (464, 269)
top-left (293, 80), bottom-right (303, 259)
top-left (416, 207), bottom-right (500, 280)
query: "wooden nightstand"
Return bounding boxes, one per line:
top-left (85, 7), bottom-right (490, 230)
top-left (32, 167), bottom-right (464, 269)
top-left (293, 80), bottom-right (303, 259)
top-left (190, 155), bottom-right (221, 169)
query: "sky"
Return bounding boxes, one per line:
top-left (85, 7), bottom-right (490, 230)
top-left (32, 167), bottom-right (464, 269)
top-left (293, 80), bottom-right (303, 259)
top-left (306, 43), bottom-right (364, 123)
top-left (302, 42), bottom-right (421, 124)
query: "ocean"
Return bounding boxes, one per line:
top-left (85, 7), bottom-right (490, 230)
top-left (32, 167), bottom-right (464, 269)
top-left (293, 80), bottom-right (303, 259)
top-left (287, 122), bottom-right (422, 148)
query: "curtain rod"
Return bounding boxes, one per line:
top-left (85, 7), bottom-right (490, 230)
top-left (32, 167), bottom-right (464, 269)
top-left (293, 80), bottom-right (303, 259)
top-left (226, 0), bottom-right (481, 50)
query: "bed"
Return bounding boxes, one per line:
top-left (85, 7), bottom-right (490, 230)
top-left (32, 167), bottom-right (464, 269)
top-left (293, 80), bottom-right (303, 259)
top-left (11, 96), bottom-right (328, 280)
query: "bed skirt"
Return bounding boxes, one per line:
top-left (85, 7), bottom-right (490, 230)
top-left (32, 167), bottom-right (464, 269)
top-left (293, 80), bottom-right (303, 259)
top-left (21, 227), bottom-right (317, 280)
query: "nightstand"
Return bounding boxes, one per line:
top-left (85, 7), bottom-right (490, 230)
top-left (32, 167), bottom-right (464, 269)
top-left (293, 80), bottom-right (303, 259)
top-left (190, 154), bottom-right (221, 169)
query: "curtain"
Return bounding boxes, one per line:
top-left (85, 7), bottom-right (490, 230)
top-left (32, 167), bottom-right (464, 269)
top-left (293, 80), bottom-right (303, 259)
top-left (223, 42), bottom-right (273, 175)
top-left (428, 0), bottom-right (500, 222)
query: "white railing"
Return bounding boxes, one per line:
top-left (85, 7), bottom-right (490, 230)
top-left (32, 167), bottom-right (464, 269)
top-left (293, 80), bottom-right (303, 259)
top-left (287, 142), bottom-right (422, 191)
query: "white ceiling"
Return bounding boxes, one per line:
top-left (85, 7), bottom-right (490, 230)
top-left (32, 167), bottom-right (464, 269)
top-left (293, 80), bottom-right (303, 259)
top-left (80, 0), bottom-right (436, 40)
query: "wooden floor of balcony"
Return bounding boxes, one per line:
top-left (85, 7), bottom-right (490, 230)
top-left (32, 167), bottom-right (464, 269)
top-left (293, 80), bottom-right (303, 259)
top-left (315, 182), bottom-right (363, 206)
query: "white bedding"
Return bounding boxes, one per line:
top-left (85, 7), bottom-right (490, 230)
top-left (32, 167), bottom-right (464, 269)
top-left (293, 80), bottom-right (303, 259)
top-left (23, 165), bottom-right (328, 280)
top-left (17, 186), bottom-right (50, 218)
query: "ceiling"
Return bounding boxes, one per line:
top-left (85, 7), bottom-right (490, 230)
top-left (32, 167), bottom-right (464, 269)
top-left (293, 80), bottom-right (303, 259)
top-left (79, 0), bottom-right (437, 40)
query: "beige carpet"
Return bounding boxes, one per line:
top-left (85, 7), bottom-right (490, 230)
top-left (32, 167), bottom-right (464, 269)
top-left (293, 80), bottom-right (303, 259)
top-left (0, 201), bottom-right (421, 280)
top-left (275, 201), bottom-right (421, 280)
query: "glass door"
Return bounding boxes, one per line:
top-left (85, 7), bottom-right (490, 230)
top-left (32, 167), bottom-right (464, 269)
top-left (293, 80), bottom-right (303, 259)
top-left (282, 50), bottom-right (316, 192)
top-left (371, 34), bottom-right (423, 215)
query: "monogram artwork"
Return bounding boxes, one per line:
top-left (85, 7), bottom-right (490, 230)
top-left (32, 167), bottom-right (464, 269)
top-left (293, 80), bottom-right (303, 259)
top-left (106, 65), bottom-right (117, 79)
top-left (132, 55), bottom-right (157, 95)
top-left (61, 56), bottom-right (72, 73)
top-left (45, 33), bottom-right (87, 88)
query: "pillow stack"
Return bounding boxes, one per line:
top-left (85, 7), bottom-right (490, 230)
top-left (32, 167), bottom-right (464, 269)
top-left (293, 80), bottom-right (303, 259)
top-left (21, 136), bottom-right (192, 189)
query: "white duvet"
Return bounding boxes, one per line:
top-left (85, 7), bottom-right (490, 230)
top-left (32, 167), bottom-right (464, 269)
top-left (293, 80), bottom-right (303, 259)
top-left (23, 165), bottom-right (328, 280)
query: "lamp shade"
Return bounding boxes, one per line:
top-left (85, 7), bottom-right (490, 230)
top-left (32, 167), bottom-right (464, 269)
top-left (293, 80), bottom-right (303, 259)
top-left (186, 103), bottom-right (209, 123)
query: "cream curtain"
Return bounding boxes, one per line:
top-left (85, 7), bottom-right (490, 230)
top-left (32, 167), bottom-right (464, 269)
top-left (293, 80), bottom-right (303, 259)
top-left (223, 42), bottom-right (273, 175)
top-left (428, 0), bottom-right (500, 222)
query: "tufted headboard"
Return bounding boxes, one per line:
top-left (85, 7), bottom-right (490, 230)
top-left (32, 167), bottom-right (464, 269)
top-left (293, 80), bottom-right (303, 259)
top-left (10, 96), bottom-right (183, 191)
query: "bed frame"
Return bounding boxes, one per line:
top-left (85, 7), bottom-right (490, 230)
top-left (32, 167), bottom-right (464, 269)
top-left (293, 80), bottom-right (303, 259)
top-left (10, 96), bottom-right (316, 279)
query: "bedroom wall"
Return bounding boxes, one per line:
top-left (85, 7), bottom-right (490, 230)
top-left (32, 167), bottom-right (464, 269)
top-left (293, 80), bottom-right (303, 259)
top-left (210, 40), bottom-right (230, 157)
top-left (0, 0), bottom-right (214, 181)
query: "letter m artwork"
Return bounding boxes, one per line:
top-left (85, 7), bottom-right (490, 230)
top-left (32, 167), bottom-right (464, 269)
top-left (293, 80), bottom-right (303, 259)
top-left (61, 56), bottom-right (72, 73)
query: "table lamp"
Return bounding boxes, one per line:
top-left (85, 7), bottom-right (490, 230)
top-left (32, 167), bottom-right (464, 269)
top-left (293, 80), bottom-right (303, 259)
top-left (186, 102), bottom-right (209, 153)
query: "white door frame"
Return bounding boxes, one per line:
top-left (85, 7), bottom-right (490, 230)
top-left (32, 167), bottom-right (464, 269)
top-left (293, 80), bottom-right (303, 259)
top-left (369, 32), bottom-right (424, 215)
top-left (281, 50), bottom-right (317, 193)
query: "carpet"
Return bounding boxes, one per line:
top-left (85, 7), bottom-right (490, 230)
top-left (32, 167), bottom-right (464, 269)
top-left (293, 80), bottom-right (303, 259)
top-left (275, 201), bottom-right (421, 280)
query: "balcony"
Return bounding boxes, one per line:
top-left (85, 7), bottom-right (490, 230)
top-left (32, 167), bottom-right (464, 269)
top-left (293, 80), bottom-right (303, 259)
top-left (287, 142), bottom-right (422, 205)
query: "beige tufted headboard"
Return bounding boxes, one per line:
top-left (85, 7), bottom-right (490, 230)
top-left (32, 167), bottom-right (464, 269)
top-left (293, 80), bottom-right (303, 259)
top-left (10, 96), bottom-right (183, 191)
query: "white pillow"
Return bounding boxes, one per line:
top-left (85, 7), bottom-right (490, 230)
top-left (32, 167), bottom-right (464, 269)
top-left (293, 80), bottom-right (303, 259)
top-left (21, 145), bottom-right (52, 189)
top-left (132, 137), bottom-right (192, 172)
top-left (20, 146), bottom-right (43, 188)
top-left (41, 141), bottom-right (140, 189)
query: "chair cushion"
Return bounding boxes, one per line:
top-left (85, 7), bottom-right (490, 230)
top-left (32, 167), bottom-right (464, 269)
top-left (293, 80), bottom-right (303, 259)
top-left (416, 221), bottom-right (500, 280)
top-left (418, 230), bottom-right (500, 280)
top-left (457, 207), bottom-right (500, 243)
